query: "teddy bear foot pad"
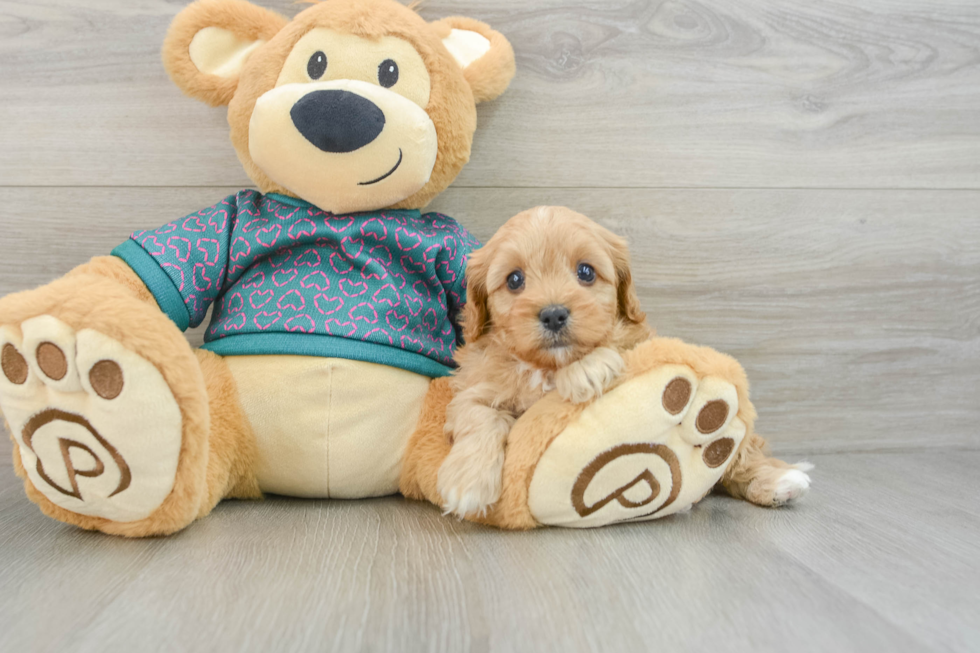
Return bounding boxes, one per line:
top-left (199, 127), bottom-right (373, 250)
top-left (528, 364), bottom-right (746, 528)
top-left (0, 316), bottom-right (183, 522)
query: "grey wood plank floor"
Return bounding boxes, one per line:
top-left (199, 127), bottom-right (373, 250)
top-left (1, 0), bottom-right (979, 651)
top-left (1, 451), bottom-right (978, 653)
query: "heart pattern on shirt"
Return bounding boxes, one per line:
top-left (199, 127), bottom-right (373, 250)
top-left (130, 191), bottom-right (480, 369)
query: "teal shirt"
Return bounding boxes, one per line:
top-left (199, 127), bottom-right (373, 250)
top-left (113, 190), bottom-right (480, 377)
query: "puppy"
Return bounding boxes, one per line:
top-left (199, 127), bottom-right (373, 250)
top-left (438, 206), bottom-right (652, 518)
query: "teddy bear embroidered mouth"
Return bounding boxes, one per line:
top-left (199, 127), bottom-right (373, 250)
top-left (359, 148), bottom-right (403, 186)
top-left (285, 86), bottom-right (405, 186)
top-left (249, 79), bottom-right (438, 214)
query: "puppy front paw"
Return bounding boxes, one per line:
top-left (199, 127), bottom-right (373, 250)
top-left (437, 435), bottom-right (506, 519)
top-left (555, 347), bottom-right (624, 404)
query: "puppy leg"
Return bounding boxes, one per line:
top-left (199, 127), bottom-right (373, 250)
top-left (719, 431), bottom-right (813, 506)
top-left (438, 389), bottom-right (516, 518)
top-left (555, 347), bottom-right (624, 404)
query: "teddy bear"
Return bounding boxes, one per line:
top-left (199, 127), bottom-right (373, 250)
top-left (0, 0), bottom-right (810, 537)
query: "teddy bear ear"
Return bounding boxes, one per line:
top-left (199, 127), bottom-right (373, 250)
top-left (163, 0), bottom-right (288, 107)
top-left (430, 17), bottom-right (516, 104)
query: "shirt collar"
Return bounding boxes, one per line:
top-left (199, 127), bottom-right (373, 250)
top-left (264, 192), bottom-right (422, 219)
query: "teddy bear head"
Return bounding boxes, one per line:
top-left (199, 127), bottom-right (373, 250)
top-left (163, 0), bottom-right (515, 214)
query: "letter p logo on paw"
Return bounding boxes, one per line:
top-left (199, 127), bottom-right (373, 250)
top-left (22, 409), bottom-right (132, 501)
top-left (0, 317), bottom-right (183, 523)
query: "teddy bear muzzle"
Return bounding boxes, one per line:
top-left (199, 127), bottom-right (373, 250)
top-left (248, 79), bottom-right (438, 214)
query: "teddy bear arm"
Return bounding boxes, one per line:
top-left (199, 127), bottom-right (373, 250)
top-left (66, 256), bottom-right (157, 307)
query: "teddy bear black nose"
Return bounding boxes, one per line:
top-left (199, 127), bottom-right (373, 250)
top-left (290, 89), bottom-right (386, 153)
top-left (539, 305), bottom-right (570, 333)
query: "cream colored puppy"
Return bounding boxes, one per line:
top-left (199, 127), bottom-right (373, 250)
top-left (438, 207), bottom-right (652, 518)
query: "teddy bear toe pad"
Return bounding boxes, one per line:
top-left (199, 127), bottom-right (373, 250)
top-left (0, 316), bottom-right (182, 522)
top-left (527, 364), bottom-right (745, 528)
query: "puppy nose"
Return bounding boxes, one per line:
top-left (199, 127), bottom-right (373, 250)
top-left (290, 89), bottom-right (386, 153)
top-left (539, 305), bottom-right (570, 332)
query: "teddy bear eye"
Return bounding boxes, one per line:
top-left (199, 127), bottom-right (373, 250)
top-left (307, 51), bottom-right (327, 80)
top-left (378, 59), bottom-right (399, 88)
top-left (506, 270), bottom-right (525, 292)
top-left (577, 263), bottom-right (596, 285)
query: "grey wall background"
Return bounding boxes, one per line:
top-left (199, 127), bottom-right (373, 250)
top-left (2, 0), bottom-right (979, 459)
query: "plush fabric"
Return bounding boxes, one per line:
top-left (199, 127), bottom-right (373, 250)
top-left (225, 355), bottom-right (429, 498)
top-left (209, 0), bottom-right (515, 210)
top-left (526, 363), bottom-right (747, 528)
top-left (2, 317), bottom-right (185, 522)
top-left (429, 17), bottom-right (516, 105)
top-left (0, 272), bottom-right (213, 536)
top-left (0, 0), bottom-right (520, 536)
top-left (0, 0), bottom-right (803, 537)
top-left (248, 77), bottom-right (440, 213)
top-left (195, 349), bottom-right (263, 510)
top-left (163, 0), bottom-right (288, 107)
top-left (189, 26), bottom-right (266, 79)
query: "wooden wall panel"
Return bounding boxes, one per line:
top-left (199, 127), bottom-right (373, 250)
top-left (0, 0), bottom-right (978, 188)
top-left (1, 187), bottom-right (976, 452)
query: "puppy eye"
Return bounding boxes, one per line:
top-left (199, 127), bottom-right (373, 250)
top-left (506, 270), bottom-right (525, 292)
top-left (577, 263), bottom-right (596, 285)
top-left (307, 51), bottom-right (327, 80)
top-left (378, 59), bottom-right (399, 88)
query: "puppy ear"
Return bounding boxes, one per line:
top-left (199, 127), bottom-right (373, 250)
top-left (430, 17), bottom-right (516, 104)
top-left (163, 0), bottom-right (288, 107)
top-left (461, 246), bottom-right (493, 344)
top-left (602, 231), bottom-right (646, 325)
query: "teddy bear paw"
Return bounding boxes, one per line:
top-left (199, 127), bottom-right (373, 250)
top-left (527, 364), bottom-right (748, 528)
top-left (0, 316), bottom-right (183, 522)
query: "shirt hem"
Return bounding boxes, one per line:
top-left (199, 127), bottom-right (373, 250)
top-left (200, 333), bottom-right (454, 378)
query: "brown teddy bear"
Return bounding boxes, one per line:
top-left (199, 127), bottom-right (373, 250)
top-left (0, 0), bottom-right (809, 536)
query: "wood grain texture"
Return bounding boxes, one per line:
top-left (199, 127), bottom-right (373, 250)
top-left (1, 451), bottom-right (977, 653)
top-left (1, 0), bottom-right (979, 188)
top-left (1, 186), bottom-right (977, 453)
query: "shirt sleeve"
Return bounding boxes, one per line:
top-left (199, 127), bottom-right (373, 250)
top-left (111, 191), bottom-right (255, 331)
top-left (426, 213), bottom-right (482, 347)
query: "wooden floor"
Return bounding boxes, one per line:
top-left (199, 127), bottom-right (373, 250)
top-left (2, 451), bottom-right (979, 652)
top-left (1, 0), bottom-right (978, 651)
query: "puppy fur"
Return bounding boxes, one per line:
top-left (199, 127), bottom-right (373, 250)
top-left (438, 206), bottom-right (652, 518)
